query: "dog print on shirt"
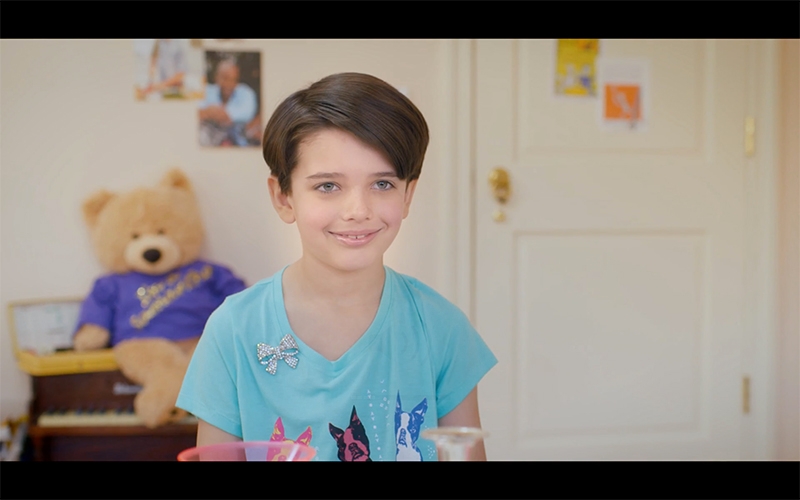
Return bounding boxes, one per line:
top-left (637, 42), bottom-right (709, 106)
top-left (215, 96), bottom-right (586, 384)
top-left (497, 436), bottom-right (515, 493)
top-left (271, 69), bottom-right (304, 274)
top-left (268, 417), bottom-right (312, 461)
top-left (329, 406), bottom-right (371, 462)
top-left (395, 392), bottom-right (427, 461)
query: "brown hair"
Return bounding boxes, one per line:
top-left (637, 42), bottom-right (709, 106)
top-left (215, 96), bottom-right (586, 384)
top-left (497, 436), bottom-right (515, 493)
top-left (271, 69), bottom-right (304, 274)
top-left (262, 72), bottom-right (429, 194)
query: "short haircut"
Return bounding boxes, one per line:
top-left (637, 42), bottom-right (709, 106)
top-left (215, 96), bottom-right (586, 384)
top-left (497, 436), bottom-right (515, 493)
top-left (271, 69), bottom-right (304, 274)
top-left (262, 72), bottom-right (429, 194)
top-left (215, 57), bottom-right (238, 73)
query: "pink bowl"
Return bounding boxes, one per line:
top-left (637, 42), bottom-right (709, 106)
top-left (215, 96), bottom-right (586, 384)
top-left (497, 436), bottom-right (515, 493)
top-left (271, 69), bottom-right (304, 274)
top-left (177, 441), bottom-right (316, 461)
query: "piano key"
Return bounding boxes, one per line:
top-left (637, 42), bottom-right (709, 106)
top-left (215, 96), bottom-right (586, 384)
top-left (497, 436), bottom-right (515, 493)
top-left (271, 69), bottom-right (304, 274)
top-left (37, 410), bottom-right (198, 427)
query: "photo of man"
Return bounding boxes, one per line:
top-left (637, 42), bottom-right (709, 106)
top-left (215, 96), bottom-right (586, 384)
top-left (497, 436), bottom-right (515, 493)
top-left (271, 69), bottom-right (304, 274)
top-left (198, 51), bottom-right (262, 147)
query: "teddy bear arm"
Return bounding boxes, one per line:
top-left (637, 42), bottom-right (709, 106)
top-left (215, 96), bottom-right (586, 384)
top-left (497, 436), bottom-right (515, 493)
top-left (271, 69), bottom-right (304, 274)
top-left (74, 276), bottom-right (118, 351)
top-left (73, 324), bottom-right (111, 351)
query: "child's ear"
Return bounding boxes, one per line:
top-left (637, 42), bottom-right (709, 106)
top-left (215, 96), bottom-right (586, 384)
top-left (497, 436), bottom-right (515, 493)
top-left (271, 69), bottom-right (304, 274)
top-left (268, 176), bottom-right (296, 224)
top-left (402, 179), bottom-right (418, 219)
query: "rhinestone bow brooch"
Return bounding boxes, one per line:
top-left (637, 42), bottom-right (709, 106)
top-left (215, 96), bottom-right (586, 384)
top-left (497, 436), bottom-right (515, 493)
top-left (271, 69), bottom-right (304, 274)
top-left (257, 334), bottom-right (299, 375)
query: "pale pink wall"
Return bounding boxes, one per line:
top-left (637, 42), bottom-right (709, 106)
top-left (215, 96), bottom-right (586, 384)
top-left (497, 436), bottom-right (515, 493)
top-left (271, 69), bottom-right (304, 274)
top-left (776, 38), bottom-right (799, 461)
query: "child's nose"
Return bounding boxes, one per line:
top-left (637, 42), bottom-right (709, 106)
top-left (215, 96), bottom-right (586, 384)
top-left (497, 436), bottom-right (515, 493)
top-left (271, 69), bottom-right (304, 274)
top-left (341, 190), bottom-right (372, 221)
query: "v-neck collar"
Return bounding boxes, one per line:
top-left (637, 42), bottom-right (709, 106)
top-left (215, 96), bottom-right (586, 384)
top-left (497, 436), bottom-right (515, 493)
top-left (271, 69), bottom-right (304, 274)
top-left (271, 265), bottom-right (393, 374)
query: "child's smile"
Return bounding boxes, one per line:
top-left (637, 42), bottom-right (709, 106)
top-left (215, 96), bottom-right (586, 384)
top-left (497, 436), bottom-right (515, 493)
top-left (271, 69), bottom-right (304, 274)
top-left (329, 228), bottom-right (381, 247)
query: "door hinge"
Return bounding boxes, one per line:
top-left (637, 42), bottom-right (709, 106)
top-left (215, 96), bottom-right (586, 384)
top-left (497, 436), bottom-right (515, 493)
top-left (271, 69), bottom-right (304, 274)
top-left (745, 117), bottom-right (755, 157)
top-left (742, 375), bottom-right (751, 414)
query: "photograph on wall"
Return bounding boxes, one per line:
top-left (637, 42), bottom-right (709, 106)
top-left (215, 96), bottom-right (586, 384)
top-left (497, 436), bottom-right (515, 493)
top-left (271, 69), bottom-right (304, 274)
top-left (198, 50), bottom-right (262, 148)
top-left (134, 39), bottom-right (205, 101)
top-left (596, 58), bottom-right (650, 132)
top-left (554, 39), bottom-right (600, 97)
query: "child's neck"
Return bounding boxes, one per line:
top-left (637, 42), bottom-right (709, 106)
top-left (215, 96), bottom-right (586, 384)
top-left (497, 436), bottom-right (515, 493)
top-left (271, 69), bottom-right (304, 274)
top-left (282, 258), bottom-right (385, 361)
top-left (287, 258), bottom-right (385, 307)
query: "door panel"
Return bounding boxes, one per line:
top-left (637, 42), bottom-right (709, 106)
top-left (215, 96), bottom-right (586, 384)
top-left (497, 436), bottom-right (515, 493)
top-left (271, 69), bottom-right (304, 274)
top-left (475, 39), bottom-right (748, 460)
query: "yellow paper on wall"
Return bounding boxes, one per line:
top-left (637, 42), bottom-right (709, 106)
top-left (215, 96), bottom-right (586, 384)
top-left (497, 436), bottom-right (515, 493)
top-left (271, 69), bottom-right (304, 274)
top-left (555, 39), bottom-right (600, 97)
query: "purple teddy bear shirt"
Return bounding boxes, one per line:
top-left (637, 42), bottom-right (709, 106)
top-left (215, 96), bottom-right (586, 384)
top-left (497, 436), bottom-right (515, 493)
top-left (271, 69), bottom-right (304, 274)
top-left (75, 260), bottom-right (246, 346)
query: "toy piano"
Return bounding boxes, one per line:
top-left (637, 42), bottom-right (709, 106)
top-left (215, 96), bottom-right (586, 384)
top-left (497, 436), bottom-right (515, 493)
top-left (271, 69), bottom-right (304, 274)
top-left (7, 297), bottom-right (197, 460)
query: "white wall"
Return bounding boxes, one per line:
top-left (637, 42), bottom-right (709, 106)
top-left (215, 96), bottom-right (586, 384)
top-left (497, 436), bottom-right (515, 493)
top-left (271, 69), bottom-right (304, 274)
top-left (0, 39), bottom-right (454, 420)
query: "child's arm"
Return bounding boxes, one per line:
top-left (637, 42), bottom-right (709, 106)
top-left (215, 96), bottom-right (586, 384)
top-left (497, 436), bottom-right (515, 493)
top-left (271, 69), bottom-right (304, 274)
top-left (437, 387), bottom-right (487, 461)
top-left (197, 419), bottom-right (242, 447)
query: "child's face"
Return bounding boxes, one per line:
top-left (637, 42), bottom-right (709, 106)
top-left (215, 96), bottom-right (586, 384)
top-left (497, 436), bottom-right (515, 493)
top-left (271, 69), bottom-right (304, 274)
top-left (269, 128), bottom-right (417, 274)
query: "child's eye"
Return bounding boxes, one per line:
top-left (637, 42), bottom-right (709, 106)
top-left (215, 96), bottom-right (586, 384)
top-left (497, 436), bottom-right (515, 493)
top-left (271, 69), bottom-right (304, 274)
top-left (316, 182), bottom-right (339, 193)
top-left (374, 180), bottom-right (394, 191)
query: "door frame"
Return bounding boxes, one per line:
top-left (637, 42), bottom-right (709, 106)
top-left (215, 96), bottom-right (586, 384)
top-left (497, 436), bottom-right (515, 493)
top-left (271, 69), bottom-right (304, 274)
top-left (437, 39), bottom-right (780, 460)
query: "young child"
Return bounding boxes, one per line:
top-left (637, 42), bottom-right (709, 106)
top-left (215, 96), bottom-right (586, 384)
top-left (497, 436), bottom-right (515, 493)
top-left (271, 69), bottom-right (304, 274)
top-left (176, 72), bottom-right (497, 461)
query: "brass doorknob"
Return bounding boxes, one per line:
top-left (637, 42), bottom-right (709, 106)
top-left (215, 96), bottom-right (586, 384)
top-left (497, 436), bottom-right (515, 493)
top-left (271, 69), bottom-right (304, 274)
top-left (488, 167), bottom-right (511, 204)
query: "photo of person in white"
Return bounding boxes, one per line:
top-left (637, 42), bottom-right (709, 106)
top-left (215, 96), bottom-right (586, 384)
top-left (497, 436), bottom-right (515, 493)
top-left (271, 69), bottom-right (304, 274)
top-left (134, 39), bottom-right (203, 101)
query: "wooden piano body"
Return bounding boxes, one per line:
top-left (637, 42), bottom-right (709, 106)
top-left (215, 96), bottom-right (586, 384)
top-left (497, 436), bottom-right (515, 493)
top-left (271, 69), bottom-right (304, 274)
top-left (28, 368), bottom-right (198, 461)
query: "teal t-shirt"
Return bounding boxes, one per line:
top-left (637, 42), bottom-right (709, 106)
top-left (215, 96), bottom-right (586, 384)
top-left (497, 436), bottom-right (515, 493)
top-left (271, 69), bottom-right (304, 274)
top-left (176, 266), bottom-right (497, 461)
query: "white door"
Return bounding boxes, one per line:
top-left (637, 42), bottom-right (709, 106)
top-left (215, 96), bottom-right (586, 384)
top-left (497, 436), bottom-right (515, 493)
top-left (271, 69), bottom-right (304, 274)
top-left (475, 39), bottom-right (752, 460)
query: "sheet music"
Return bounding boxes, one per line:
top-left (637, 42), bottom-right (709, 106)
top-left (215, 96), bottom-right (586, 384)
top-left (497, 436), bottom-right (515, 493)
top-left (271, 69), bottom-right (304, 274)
top-left (12, 301), bottom-right (81, 355)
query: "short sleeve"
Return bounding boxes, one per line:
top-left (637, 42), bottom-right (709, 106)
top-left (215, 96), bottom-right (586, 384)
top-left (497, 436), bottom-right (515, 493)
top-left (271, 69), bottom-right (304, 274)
top-left (429, 306), bottom-right (498, 418)
top-left (74, 276), bottom-right (117, 336)
top-left (176, 301), bottom-right (243, 438)
top-left (199, 85), bottom-right (219, 109)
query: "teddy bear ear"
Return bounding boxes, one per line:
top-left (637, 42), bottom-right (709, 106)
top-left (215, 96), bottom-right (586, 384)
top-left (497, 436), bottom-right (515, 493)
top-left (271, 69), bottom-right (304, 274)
top-left (82, 190), bottom-right (116, 228)
top-left (160, 168), bottom-right (193, 192)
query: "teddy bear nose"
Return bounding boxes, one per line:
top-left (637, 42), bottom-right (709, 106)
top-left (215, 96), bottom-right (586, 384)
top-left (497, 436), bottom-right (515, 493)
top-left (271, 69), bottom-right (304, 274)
top-left (143, 249), bottom-right (162, 263)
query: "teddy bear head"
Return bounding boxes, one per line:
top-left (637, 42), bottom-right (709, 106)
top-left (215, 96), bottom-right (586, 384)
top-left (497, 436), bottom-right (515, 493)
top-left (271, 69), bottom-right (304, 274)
top-left (82, 169), bottom-right (205, 275)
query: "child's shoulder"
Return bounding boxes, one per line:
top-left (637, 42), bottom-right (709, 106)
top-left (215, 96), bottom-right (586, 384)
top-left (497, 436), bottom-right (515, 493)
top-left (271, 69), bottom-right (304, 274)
top-left (214, 271), bottom-right (279, 313)
top-left (390, 267), bottom-right (442, 299)
top-left (387, 267), bottom-right (469, 323)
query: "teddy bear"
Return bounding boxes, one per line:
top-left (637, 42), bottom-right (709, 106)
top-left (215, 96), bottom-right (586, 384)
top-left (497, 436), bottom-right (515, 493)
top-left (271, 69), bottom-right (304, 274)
top-left (73, 168), bottom-right (246, 428)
